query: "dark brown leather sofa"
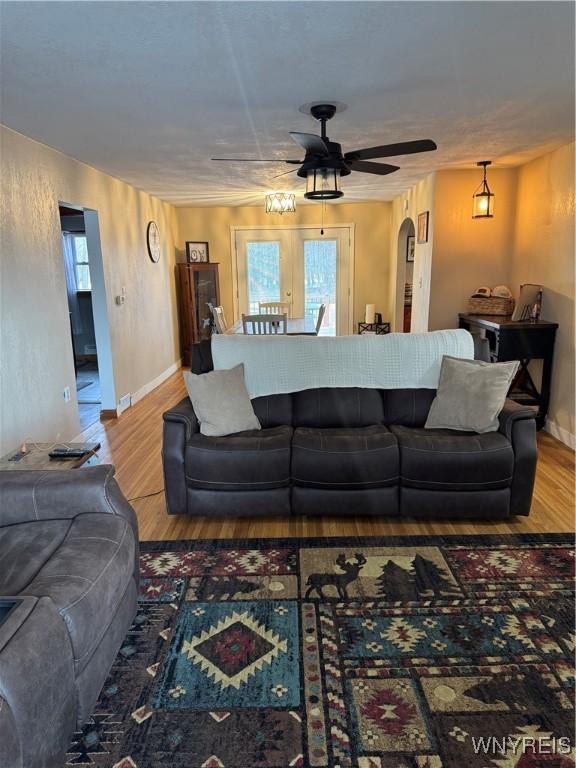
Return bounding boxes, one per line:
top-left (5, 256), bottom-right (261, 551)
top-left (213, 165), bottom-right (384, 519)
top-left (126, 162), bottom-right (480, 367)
top-left (0, 466), bottom-right (139, 768)
top-left (163, 386), bottom-right (538, 520)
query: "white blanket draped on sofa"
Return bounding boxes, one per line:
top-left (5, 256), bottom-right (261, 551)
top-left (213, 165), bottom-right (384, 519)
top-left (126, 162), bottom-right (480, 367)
top-left (211, 330), bottom-right (474, 399)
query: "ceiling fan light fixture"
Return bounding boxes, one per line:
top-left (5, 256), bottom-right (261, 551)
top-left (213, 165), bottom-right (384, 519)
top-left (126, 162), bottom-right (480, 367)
top-left (304, 167), bottom-right (343, 200)
top-left (265, 191), bottom-right (296, 214)
top-left (472, 160), bottom-right (495, 218)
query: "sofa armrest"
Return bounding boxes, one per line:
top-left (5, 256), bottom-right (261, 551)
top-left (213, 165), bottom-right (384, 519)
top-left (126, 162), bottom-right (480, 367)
top-left (163, 397), bottom-right (199, 440)
top-left (498, 399), bottom-right (538, 516)
top-left (0, 465), bottom-right (138, 529)
top-left (498, 399), bottom-right (538, 441)
top-left (162, 397), bottom-right (198, 515)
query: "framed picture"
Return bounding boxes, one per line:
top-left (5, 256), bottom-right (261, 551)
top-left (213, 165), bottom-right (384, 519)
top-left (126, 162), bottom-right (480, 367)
top-left (417, 211), bottom-right (429, 244)
top-left (406, 235), bottom-right (415, 262)
top-left (186, 241), bottom-right (209, 263)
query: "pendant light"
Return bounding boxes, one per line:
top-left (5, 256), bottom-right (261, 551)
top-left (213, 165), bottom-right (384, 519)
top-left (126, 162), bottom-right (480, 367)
top-left (472, 161), bottom-right (495, 218)
top-left (265, 192), bottom-right (296, 214)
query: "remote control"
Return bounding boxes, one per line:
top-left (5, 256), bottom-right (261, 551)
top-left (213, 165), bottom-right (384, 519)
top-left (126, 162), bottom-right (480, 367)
top-left (49, 447), bottom-right (90, 459)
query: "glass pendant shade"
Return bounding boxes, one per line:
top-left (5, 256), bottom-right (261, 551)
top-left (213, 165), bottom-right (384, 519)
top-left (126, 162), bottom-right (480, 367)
top-left (304, 167), bottom-right (343, 200)
top-left (472, 161), bottom-right (495, 218)
top-left (265, 192), bottom-right (296, 214)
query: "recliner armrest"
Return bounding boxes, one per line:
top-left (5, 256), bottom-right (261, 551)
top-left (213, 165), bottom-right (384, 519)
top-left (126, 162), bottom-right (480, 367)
top-left (163, 397), bottom-right (199, 440)
top-left (0, 465), bottom-right (137, 529)
top-left (498, 399), bottom-right (538, 440)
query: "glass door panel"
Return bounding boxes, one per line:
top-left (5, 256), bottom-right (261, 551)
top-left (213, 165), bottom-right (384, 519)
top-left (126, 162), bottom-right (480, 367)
top-left (303, 238), bottom-right (337, 335)
top-left (246, 241), bottom-right (281, 313)
top-left (194, 267), bottom-right (219, 341)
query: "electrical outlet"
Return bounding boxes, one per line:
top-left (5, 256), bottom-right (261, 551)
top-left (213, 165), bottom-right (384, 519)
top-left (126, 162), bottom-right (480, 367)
top-left (118, 393), bottom-right (131, 413)
top-left (63, 386), bottom-right (71, 402)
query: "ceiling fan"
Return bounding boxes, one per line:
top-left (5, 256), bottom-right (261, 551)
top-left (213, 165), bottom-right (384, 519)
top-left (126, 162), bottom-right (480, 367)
top-left (212, 102), bottom-right (437, 200)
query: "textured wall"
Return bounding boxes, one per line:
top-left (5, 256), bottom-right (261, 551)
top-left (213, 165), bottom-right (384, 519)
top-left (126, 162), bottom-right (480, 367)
top-left (429, 168), bottom-right (519, 330)
top-left (176, 202), bottom-right (393, 328)
top-left (389, 174), bottom-right (436, 332)
top-left (510, 142), bottom-right (575, 444)
top-left (0, 126), bottom-right (180, 454)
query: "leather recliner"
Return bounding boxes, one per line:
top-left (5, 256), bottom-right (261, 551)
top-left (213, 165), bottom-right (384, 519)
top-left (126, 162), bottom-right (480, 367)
top-left (163, 386), bottom-right (538, 519)
top-left (0, 466), bottom-right (139, 768)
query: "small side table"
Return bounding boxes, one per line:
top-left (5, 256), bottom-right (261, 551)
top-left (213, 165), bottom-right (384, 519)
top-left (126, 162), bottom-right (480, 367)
top-left (0, 442), bottom-right (101, 471)
top-left (358, 322), bottom-right (391, 335)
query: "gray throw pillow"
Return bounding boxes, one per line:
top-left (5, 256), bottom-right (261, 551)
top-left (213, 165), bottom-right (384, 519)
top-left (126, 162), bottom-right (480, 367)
top-left (183, 364), bottom-right (261, 437)
top-left (425, 355), bottom-right (519, 433)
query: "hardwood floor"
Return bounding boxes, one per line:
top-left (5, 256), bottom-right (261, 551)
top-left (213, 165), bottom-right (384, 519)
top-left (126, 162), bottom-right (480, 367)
top-left (80, 371), bottom-right (575, 541)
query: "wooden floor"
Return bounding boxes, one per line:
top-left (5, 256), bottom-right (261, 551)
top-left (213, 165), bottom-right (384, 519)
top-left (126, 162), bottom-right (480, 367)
top-left (80, 371), bottom-right (575, 541)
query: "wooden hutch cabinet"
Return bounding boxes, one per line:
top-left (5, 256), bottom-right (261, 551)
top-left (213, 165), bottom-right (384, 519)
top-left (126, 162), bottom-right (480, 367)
top-left (177, 263), bottom-right (220, 366)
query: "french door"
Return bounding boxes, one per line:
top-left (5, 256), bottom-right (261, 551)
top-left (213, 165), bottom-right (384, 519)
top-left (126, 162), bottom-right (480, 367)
top-left (233, 227), bottom-right (353, 335)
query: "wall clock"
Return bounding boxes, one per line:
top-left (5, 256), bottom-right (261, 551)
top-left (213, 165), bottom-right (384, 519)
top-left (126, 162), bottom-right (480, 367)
top-left (146, 221), bottom-right (161, 263)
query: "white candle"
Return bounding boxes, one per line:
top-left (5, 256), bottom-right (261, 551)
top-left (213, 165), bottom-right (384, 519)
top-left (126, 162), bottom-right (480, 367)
top-left (365, 304), bottom-right (375, 324)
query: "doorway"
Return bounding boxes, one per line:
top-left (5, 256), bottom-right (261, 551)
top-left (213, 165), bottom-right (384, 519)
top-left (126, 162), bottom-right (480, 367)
top-left (59, 204), bottom-right (115, 429)
top-left (233, 226), bottom-right (353, 335)
top-left (395, 218), bottom-right (416, 332)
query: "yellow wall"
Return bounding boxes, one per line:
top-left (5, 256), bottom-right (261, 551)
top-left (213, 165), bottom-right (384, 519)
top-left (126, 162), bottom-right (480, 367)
top-left (1, 126), bottom-right (180, 454)
top-left (429, 169), bottom-right (518, 330)
top-left (510, 142), bottom-right (575, 444)
top-left (175, 202), bottom-right (392, 329)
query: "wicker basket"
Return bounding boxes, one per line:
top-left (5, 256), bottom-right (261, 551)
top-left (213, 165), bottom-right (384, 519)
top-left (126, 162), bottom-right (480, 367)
top-left (467, 296), bottom-right (515, 316)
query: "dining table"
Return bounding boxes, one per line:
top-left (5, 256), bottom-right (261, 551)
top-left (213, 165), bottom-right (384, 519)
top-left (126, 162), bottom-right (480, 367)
top-left (226, 316), bottom-right (318, 335)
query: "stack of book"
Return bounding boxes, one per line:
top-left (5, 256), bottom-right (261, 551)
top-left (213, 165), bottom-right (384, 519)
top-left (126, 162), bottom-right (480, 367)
top-left (404, 282), bottom-right (413, 306)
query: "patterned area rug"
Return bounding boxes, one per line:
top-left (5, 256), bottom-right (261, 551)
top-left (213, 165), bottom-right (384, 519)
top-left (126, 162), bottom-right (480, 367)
top-left (65, 533), bottom-right (575, 768)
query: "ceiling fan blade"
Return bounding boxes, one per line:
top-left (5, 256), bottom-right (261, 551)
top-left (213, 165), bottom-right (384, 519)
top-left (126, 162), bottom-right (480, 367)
top-left (348, 160), bottom-right (400, 176)
top-left (289, 132), bottom-right (329, 156)
top-left (211, 158), bottom-right (302, 163)
top-left (345, 139), bottom-right (437, 162)
top-left (273, 168), bottom-right (299, 179)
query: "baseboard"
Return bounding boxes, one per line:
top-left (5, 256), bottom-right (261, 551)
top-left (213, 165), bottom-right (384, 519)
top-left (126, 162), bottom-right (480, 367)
top-left (130, 358), bottom-right (182, 407)
top-left (74, 359), bottom-right (182, 439)
top-left (544, 419), bottom-right (576, 450)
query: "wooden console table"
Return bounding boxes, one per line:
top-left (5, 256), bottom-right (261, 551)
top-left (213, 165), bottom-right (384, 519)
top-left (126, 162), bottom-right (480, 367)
top-left (0, 442), bottom-right (100, 471)
top-left (358, 322), bottom-right (391, 335)
top-left (458, 314), bottom-right (558, 430)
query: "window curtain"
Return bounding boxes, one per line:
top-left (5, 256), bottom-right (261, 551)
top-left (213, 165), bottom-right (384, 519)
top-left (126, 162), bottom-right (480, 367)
top-left (62, 233), bottom-right (83, 334)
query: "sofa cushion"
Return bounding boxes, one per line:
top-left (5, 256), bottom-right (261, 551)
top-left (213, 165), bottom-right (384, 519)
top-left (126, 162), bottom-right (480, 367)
top-left (185, 426), bottom-right (292, 491)
top-left (292, 426), bottom-right (399, 489)
top-left (424, 356), bottom-right (520, 433)
top-left (24, 512), bottom-right (136, 674)
top-left (383, 389), bottom-right (437, 427)
top-left (292, 388), bottom-right (385, 428)
top-left (0, 519), bottom-right (71, 595)
top-left (252, 394), bottom-right (293, 428)
top-left (183, 364), bottom-right (261, 436)
top-left (390, 425), bottom-right (514, 491)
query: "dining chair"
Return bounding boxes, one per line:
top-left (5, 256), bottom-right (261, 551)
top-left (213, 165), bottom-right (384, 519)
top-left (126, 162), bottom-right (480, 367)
top-left (242, 313), bottom-right (287, 335)
top-left (210, 304), bottom-right (228, 334)
top-left (287, 303), bottom-right (326, 336)
top-left (259, 301), bottom-right (291, 317)
top-left (314, 303), bottom-right (327, 334)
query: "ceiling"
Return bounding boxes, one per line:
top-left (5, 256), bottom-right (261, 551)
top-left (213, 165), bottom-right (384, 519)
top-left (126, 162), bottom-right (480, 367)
top-left (1, 2), bottom-right (574, 206)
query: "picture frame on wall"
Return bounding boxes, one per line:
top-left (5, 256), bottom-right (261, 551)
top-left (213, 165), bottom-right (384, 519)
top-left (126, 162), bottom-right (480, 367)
top-left (417, 211), bottom-right (429, 244)
top-left (406, 235), bottom-right (415, 262)
top-left (186, 241), bottom-right (209, 263)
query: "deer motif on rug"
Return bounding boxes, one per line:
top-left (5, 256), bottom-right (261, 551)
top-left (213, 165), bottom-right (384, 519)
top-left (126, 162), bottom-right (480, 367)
top-left (305, 553), bottom-right (367, 600)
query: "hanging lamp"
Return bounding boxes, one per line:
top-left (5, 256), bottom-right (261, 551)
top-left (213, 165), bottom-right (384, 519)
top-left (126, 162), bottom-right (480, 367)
top-left (265, 192), bottom-right (296, 214)
top-left (472, 160), bottom-right (495, 218)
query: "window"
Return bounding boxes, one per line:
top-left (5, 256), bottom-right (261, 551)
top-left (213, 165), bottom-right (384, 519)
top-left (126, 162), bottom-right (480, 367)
top-left (72, 235), bottom-right (91, 290)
